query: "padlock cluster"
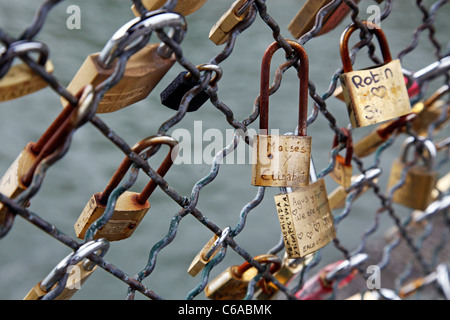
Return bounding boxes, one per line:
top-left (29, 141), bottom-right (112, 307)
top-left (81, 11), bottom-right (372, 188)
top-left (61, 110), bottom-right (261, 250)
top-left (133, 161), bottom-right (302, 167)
top-left (0, 0), bottom-right (449, 301)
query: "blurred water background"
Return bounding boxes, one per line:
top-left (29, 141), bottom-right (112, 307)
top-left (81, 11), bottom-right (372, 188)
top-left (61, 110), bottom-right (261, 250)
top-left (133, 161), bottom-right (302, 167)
top-left (0, 0), bottom-right (448, 300)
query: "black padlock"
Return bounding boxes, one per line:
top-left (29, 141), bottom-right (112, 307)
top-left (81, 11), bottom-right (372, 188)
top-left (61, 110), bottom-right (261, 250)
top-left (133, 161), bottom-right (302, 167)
top-left (160, 64), bottom-right (222, 112)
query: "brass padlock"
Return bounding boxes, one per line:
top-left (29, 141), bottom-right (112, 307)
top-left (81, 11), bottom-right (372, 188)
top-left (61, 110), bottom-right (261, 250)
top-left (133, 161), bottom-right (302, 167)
top-left (131, 0), bottom-right (208, 17)
top-left (24, 239), bottom-right (109, 300)
top-left (0, 41), bottom-right (54, 102)
top-left (387, 137), bottom-right (438, 211)
top-left (255, 253), bottom-right (314, 300)
top-left (61, 12), bottom-right (186, 113)
top-left (328, 168), bottom-right (381, 210)
top-left (74, 135), bottom-right (179, 241)
top-left (411, 85), bottom-right (450, 136)
top-left (205, 254), bottom-right (282, 300)
top-left (209, 0), bottom-right (252, 45)
top-left (339, 21), bottom-right (412, 128)
top-left (252, 40), bottom-right (311, 188)
top-left (188, 227), bottom-right (230, 277)
top-left (0, 87), bottom-right (93, 227)
top-left (329, 128), bottom-right (353, 188)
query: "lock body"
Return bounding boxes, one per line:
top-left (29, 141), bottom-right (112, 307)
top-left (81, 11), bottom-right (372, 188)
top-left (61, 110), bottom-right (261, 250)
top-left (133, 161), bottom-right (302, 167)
top-left (205, 265), bottom-right (258, 300)
top-left (252, 135), bottom-right (312, 188)
top-left (387, 160), bottom-right (438, 211)
top-left (209, 0), bottom-right (250, 45)
top-left (74, 191), bottom-right (150, 241)
top-left (412, 100), bottom-right (449, 136)
top-left (274, 179), bottom-right (336, 258)
top-left (187, 234), bottom-right (219, 277)
top-left (23, 261), bottom-right (97, 300)
top-left (340, 60), bottom-right (412, 128)
top-left (330, 154), bottom-right (353, 188)
top-left (62, 44), bottom-right (175, 113)
top-left (0, 143), bottom-right (37, 224)
top-left (0, 61), bottom-right (54, 102)
top-left (132, 0), bottom-right (207, 17)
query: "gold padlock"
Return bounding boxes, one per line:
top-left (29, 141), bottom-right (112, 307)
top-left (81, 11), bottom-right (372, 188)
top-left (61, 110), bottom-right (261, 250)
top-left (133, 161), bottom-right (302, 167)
top-left (252, 40), bottom-right (311, 188)
top-left (329, 128), bottom-right (353, 188)
top-left (205, 254), bottom-right (282, 300)
top-left (411, 85), bottom-right (450, 136)
top-left (0, 41), bottom-right (54, 102)
top-left (188, 227), bottom-right (230, 277)
top-left (131, 0), bottom-right (208, 17)
top-left (24, 239), bottom-right (109, 300)
top-left (209, 0), bottom-right (252, 45)
top-left (339, 21), bottom-right (412, 128)
top-left (61, 12), bottom-right (186, 113)
top-left (74, 135), bottom-right (179, 241)
top-left (255, 253), bottom-right (314, 300)
top-left (387, 137), bottom-right (438, 211)
top-left (328, 168), bottom-right (381, 210)
top-left (0, 87), bottom-right (93, 227)
top-left (274, 178), bottom-right (336, 259)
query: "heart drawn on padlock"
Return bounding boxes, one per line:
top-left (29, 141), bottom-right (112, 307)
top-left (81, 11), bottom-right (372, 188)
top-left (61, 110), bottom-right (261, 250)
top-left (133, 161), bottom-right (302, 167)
top-left (306, 231), bottom-right (313, 239)
top-left (371, 86), bottom-right (387, 98)
top-left (298, 232), bottom-right (303, 240)
top-left (314, 222), bottom-right (320, 232)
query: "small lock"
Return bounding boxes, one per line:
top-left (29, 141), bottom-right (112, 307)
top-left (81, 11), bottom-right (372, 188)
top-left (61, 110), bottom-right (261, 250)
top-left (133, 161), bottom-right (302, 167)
top-left (339, 21), bottom-right (412, 128)
top-left (252, 40), bottom-right (312, 188)
top-left (24, 239), bottom-right (109, 300)
top-left (329, 128), bottom-right (353, 188)
top-left (74, 135), bottom-right (179, 241)
top-left (160, 64), bottom-right (221, 112)
top-left (387, 137), bottom-right (438, 211)
top-left (0, 41), bottom-right (54, 102)
top-left (131, 0), bottom-right (208, 17)
top-left (0, 87), bottom-right (93, 227)
top-left (209, 0), bottom-right (252, 45)
top-left (61, 12), bottom-right (186, 113)
top-left (187, 227), bottom-right (229, 277)
top-left (205, 254), bottom-right (281, 300)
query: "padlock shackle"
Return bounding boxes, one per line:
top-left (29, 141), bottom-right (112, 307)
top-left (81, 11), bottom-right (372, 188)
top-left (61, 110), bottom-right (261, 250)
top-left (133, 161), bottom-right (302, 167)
top-left (424, 84), bottom-right (450, 108)
top-left (260, 40), bottom-right (309, 137)
top-left (234, 254), bottom-right (282, 278)
top-left (98, 135), bottom-right (179, 206)
top-left (400, 136), bottom-right (437, 171)
top-left (0, 41), bottom-right (49, 78)
top-left (340, 21), bottom-right (393, 73)
top-left (332, 128), bottom-right (353, 166)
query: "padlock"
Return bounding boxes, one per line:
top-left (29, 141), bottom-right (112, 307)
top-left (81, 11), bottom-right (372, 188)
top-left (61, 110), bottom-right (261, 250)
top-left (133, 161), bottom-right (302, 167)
top-left (131, 0), bottom-right (208, 17)
top-left (0, 41), bottom-right (54, 102)
top-left (160, 64), bottom-right (222, 112)
top-left (24, 238), bottom-right (109, 300)
top-left (339, 21), bottom-right (412, 128)
top-left (387, 137), bottom-right (438, 211)
top-left (411, 85), bottom-right (450, 136)
top-left (328, 168), bottom-right (381, 210)
top-left (329, 128), bottom-right (353, 188)
top-left (399, 264), bottom-right (450, 300)
top-left (251, 40), bottom-right (311, 188)
top-left (0, 86), bottom-right (93, 227)
top-left (74, 135), bottom-right (178, 241)
top-left (255, 253), bottom-right (314, 300)
top-left (209, 0), bottom-right (252, 45)
top-left (295, 253), bottom-right (368, 300)
top-left (205, 254), bottom-right (282, 300)
top-left (187, 227), bottom-right (230, 277)
top-left (287, 0), bottom-right (359, 40)
top-left (61, 12), bottom-right (186, 113)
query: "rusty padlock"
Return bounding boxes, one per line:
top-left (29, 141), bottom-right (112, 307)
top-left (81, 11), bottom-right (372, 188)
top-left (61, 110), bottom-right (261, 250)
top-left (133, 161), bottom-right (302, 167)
top-left (0, 41), bottom-right (54, 102)
top-left (61, 12), bottom-right (186, 113)
top-left (387, 136), bottom-right (438, 211)
top-left (74, 135), bottom-right (179, 241)
top-left (24, 238), bottom-right (109, 300)
top-left (339, 21), bottom-right (412, 128)
top-left (0, 86), bottom-right (94, 227)
top-left (131, 0), bottom-right (208, 17)
top-left (329, 128), bottom-right (353, 188)
top-left (205, 254), bottom-right (282, 300)
top-left (251, 39), bottom-right (311, 188)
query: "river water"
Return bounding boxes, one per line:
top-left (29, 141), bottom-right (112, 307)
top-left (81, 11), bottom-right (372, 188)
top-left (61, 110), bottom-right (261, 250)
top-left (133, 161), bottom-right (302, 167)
top-left (0, 1), bottom-right (448, 300)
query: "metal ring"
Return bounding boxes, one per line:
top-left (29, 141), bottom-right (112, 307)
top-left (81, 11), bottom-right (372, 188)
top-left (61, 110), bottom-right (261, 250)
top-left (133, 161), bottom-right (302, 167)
top-left (40, 238), bottom-right (110, 292)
